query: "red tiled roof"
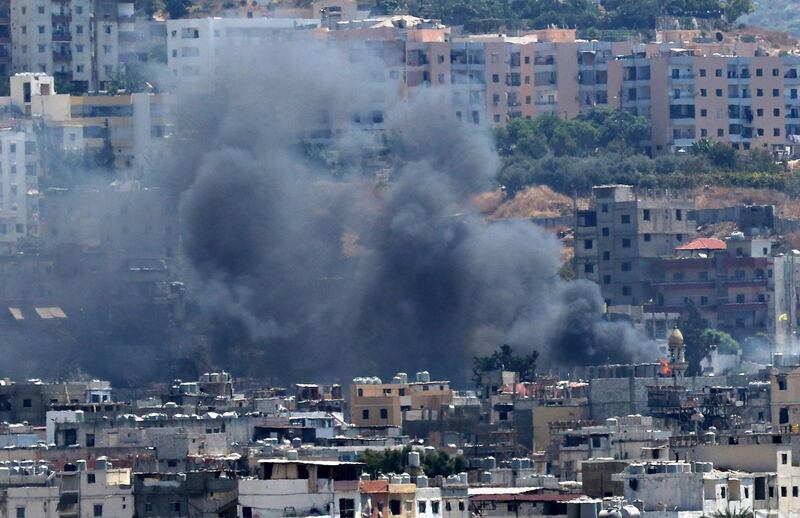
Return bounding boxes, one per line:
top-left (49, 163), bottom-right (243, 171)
top-left (675, 238), bottom-right (727, 251)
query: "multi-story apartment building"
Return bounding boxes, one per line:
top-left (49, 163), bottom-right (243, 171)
top-left (166, 16), bottom-right (321, 89)
top-left (575, 184), bottom-right (696, 306)
top-left (10, 0), bottom-right (135, 92)
top-left (2, 72), bottom-right (173, 170)
top-left (349, 372), bottom-right (452, 427)
top-left (646, 236), bottom-right (778, 335)
top-left (161, 15), bottom-right (800, 157)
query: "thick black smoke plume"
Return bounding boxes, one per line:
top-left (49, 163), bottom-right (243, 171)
top-left (168, 41), bottom-right (651, 383)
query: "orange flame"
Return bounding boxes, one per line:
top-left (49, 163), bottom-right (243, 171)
top-left (660, 358), bottom-right (672, 376)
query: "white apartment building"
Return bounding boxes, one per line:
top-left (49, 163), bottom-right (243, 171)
top-left (76, 459), bottom-right (134, 518)
top-left (0, 130), bottom-right (34, 243)
top-left (10, 0), bottom-right (135, 92)
top-left (166, 17), bottom-right (319, 90)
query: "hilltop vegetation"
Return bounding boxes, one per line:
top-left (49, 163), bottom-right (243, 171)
top-left (373, 0), bottom-right (754, 35)
top-left (741, 0), bottom-right (800, 36)
top-left (137, 0), bottom-right (754, 34)
top-left (494, 107), bottom-right (797, 197)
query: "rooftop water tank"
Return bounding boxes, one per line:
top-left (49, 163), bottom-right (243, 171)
top-left (408, 451), bottom-right (421, 468)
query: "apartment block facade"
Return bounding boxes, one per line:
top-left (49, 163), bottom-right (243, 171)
top-left (575, 184), bottom-right (696, 306)
top-left (10, 0), bottom-right (135, 92)
top-left (164, 20), bottom-right (800, 156)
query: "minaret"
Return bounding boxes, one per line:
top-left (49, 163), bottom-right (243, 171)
top-left (668, 327), bottom-right (688, 384)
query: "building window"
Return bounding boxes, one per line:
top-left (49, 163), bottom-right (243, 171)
top-left (700, 109), bottom-right (707, 117)
top-left (718, 128), bottom-right (724, 137)
top-left (419, 502), bottom-right (427, 514)
top-left (87, 473), bottom-right (96, 484)
top-left (700, 68), bottom-right (706, 77)
top-left (779, 377), bottom-right (788, 391)
top-left (22, 399), bottom-right (31, 408)
top-left (603, 275), bottom-right (611, 284)
top-left (700, 88), bottom-right (707, 97)
top-left (15, 508), bottom-right (24, 518)
top-left (492, 74), bottom-right (499, 83)
top-left (362, 409), bottom-right (369, 420)
top-left (782, 486), bottom-right (788, 498)
top-left (380, 408), bottom-right (388, 419)
top-left (643, 233), bottom-right (651, 242)
top-left (775, 128), bottom-right (782, 137)
top-left (584, 239), bottom-right (593, 250)
top-left (721, 487), bottom-right (726, 499)
top-left (621, 262), bottom-right (632, 272)
top-left (675, 209), bottom-right (682, 221)
top-left (389, 500), bottom-right (402, 515)
top-left (676, 233), bottom-right (683, 242)
top-left (431, 502), bottom-right (440, 514)
top-left (783, 453), bottom-right (789, 464)
top-left (601, 204), bottom-right (608, 213)
top-left (86, 434), bottom-right (95, 447)
top-left (756, 68), bottom-right (763, 77)
top-left (242, 508), bottom-right (253, 518)
top-left (602, 227), bottom-right (609, 236)
top-left (700, 296), bottom-right (708, 305)
top-left (38, 26), bottom-right (45, 34)
top-left (757, 89), bottom-right (764, 97)
top-left (793, 486), bottom-right (798, 497)
top-left (774, 89), bottom-right (780, 97)
top-left (621, 214), bottom-right (631, 224)
top-left (357, 388), bottom-right (363, 397)
top-left (458, 501), bottom-right (465, 511)
top-left (602, 251), bottom-right (610, 261)
top-left (642, 209), bottom-right (650, 221)
top-left (584, 263), bottom-right (594, 274)
top-left (716, 89), bottom-right (723, 97)
top-left (171, 502), bottom-right (181, 514)
top-left (93, 504), bottom-right (103, 517)
top-left (339, 500), bottom-right (355, 518)
top-left (622, 238), bottom-right (631, 248)
top-left (736, 294), bottom-right (745, 303)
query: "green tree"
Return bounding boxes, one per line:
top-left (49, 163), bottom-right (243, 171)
top-left (723, 0), bottom-right (754, 21)
top-left (558, 260), bottom-right (577, 281)
top-left (359, 446), bottom-right (466, 478)
top-left (165, 0), bottom-right (192, 18)
top-left (676, 304), bottom-right (709, 376)
top-left (95, 121), bottom-right (116, 171)
top-left (472, 344), bottom-right (539, 385)
top-left (699, 329), bottom-right (740, 355)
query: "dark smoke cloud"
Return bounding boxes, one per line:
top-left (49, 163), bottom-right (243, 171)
top-left (171, 40), bottom-right (652, 383)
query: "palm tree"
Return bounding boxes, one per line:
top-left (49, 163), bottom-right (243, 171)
top-left (703, 508), bottom-right (754, 518)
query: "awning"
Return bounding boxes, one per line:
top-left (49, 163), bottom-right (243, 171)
top-left (35, 307), bottom-right (67, 319)
top-left (8, 307), bottom-right (23, 320)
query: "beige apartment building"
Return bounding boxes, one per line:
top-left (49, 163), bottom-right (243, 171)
top-left (349, 373), bottom-right (452, 427)
top-left (10, 0), bottom-right (136, 92)
top-left (308, 23), bottom-right (800, 155)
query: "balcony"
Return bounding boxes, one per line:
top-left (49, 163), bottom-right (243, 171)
top-left (52, 31), bottom-right (72, 42)
top-left (52, 13), bottom-right (72, 24)
top-left (53, 50), bottom-right (71, 61)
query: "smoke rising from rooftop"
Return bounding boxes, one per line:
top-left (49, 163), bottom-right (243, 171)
top-left (168, 40), bottom-right (651, 383)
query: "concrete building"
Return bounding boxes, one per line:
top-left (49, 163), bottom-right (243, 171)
top-left (166, 17), bottom-right (320, 90)
top-left (613, 460), bottom-right (758, 516)
top-left (349, 373), bottom-right (452, 427)
top-left (238, 459), bottom-right (362, 518)
top-left (10, 0), bottom-right (135, 92)
top-left (647, 236), bottom-right (776, 336)
top-left (575, 185), bottom-right (697, 307)
top-left (133, 471), bottom-right (238, 518)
